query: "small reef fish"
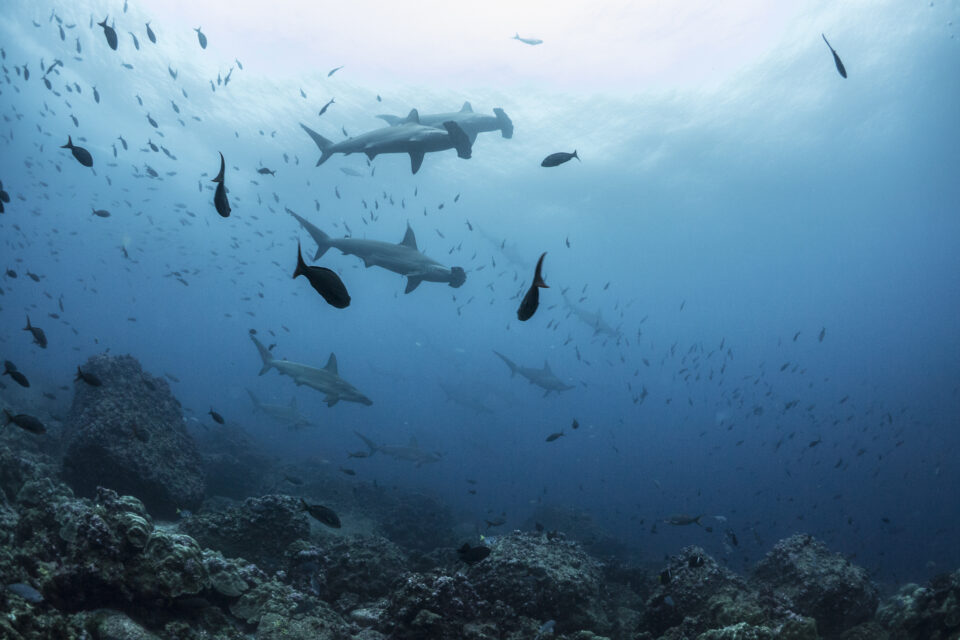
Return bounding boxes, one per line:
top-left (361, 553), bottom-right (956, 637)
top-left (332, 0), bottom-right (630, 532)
top-left (98, 17), bottom-right (118, 50)
top-left (821, 33), bottom-right (847, 78)
top-left (75, 367), bottom-right (102, 386)
top-left (541, 150), bottom-right (579, 167)
top-left (211, 152), bottom-right (231, 217)
top-left (3, 410), bottom-right (46, 434)
top-left (62, 136), bottom-right (93, 167)
top-left (293, 242), bottom-right (350, 309)
top-left (24, 316), bottom-right (47, 348)
top-left (517, 252), bottom-right (548, 321)
top-left (300, 499), bottom-right (341, 528)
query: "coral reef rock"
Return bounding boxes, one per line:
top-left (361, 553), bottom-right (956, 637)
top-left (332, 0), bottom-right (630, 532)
top-left (752, 533), bottom-right (879, 638)
top-left (877, 568), bottom-right (960, 639)
top-left (61, 354), bottom-right (205, 518)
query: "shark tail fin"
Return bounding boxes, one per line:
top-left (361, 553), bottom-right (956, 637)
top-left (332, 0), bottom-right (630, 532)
top-left (354, 431), bottom-right (378, 455)
top-left (442, 121), bottom-right (472, 159)
top-left (250, 335), bottom-right (275, 376)
top-left (493, 108), bottom-right (514, 139)
top-left (300, 123), bottom-right (334, 166)
top-left (246, 389), bottom-right (262, 411)
top-left (493, 350), bottom-right (518, 376)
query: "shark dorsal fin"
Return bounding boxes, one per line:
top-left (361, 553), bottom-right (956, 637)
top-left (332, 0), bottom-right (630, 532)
top-left (460, 101), bottom-right (473, 113)
top-left (404, 109), bottom-right (420, 124)
top-left (325, 353), bottom-right (338, 374)
top-left (544, 360), bottom-right (553, 373)
top-left (400, 223), bottom-right (417, 250)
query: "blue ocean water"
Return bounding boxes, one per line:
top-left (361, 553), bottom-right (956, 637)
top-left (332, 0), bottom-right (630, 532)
top-left (1, 0), bottom-right (958, 590)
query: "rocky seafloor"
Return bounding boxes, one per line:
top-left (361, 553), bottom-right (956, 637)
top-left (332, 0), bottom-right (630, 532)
top-left (1, 354), bottom-right (958, 640)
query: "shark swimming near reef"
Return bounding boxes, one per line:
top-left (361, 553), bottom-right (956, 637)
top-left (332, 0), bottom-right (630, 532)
top-left (354, 432), bottom-right (442, 467)
top-left (288, 211), bottom-right (466, 293)
top-left (250, 335), bottom-right (372, 407)
top-left (493, 351), bottom-right (574, 396)
top-left (246, 389), bottom-right (314, 428)
top-left (300, 109), bottom-right (472, 174)
top-left (376, 102), bottom-right (513, 144)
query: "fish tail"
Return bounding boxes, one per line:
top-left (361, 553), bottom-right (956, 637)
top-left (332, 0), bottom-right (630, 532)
top-left (24, 315), bottom-right (31, 330)
top-left (98, 16), bottom-right (107, 27)
top-left (293, 242), bottom-right (307, 280)
top-left (212, 151), bottom-right (225, 183)
top-left (250, 335), bottom-right (275, 376)
top-left (534, 252), bottom-right (549, 288)
top-left (61, 136), bottom-right (72, 149)
top-left (821, 33), bottom-right (831, 48)
top-left (573, 150), bottom-right (580, 162)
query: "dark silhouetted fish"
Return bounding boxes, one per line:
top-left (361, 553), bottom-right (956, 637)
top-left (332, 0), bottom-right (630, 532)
top-left (541, 150), bottom-right (579, 167)
top-left (24, 316), bottom-right (47, 348)
top-left (327, 65), bottom-right (344, 77)
top-left (665, 514), bottom-right (703, 526)
top-left (93, 86), bottom-right (100, 103)
top-left (821, 34), bottom-right (847, 78)
top-left (129, 31), bottom-right (139, 49)
top-left (545, 431), bottom-right (564, 442)
top-left (92, 208), bottom-right (110, 218)
top-left (97, 17), bottom-right (118, 50)
top-left (211, 152), bottom-right (231, 217)
top-left (146, 22), bottom-right (156, 43)
top-left (75, 367), bottom-right (102, 386)
top-left (195, 27), bottom-right (207, 49)
top-left (62, 136), bottom-right (93, 167)
top-left (457, 542), bottom-right (491, 564)
top-left (293, 242), bottom-right (350, 309)
top-left (146, 113), bottom-right (158, 128)
top-left (3, 410), bottom-right (46, 434)
top-left (6, 583), bottom-right (44, 603)
top-left (300, 499), bottom-right (341, 528)
top-left (257, 167), bottom-right (276, 176)
top-left (209, 408), bottom-right (225, 424)
top-left (513, 33), bottom-right (543, 45)
top-left (3, 361), bottom-right (30, 388)
top-left (318, 98), bottom-right (334, 116)
top-left (517, 252), bottom-right (548, 321)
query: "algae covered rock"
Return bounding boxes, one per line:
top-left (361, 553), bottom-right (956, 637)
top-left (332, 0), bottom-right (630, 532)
top-left (752, 533), bottom-right (879, 638)
top-left (285, 535), bottom-right (408, 603)
top-left (61, 354), bottom-right (204, 518)
top-left (877, 569), bottom-right (960, 639)
top-left (181, 493), bottom-right (309, 571)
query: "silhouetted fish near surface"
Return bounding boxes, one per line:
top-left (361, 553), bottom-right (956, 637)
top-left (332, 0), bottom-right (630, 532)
top-left (513, 33), bottom-right (543, 45)
top-left (3, 410), bottom-right (46, 434)
top-left (300, 499), bottom-right (341, 528)
top-left (3, 361), bottom-right (30, 388)
top-left (545, 431), bottom-right (564, 442)
top-left (209, 408), bottom-right (225, 424)
top-left (327, 65), bottom-right (344, 77)
top-left (293, 242), bottom-right (350, 309)
top-left (24, 316), bottom-right (47, 348)
top-left (195, 27), bottom-right (207, 49)
top-left (211, 152), bottom-right (231, 217)
top-left (62, 136), bottom-right (92, 167)
top-left (821, 33), bottom-right (847, 78)
top-left (75, 366), bottom-right (102, 386)
top-left (457, 542), bottom-right (491, 565)
top-left (257, 167), bottom-right (276, 176)
top-left (541, 150), bottom-right (579, 167)
top-left (145, 22), bottom-right (156, 43)
top-left (92, 208), bottom-right (110, 218)
top-left (98, 17), bottom-right (118, 50)
top-left (517, 252), bottom-right (548, 321)
top-left (318, 98), bottom-right (334, 116)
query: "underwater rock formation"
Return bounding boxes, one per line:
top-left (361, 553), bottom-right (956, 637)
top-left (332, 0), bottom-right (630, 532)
top-left (752, 533), bottom-right (879, 638)
top-left (180, 493), bottom-right (310, 571)
top-left (877, 568), bottom-right (960, 638)
top-left (61, 354), bottom-right (204, 517)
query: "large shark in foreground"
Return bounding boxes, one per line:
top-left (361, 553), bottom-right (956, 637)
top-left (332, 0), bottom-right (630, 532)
top-left (354, 432), bottom-right (442, 467)
top-left (300, 109), bottom-right (472, 174)
top-left (493, 351), bottom-right (574, 396)
top-left (377, 102), bottom-right (513, 144)
top-left (289, 211), bottom-right (466, 293)
top-left (250, 335), bottom-right (372, 407)
top-left (246, 389), bottom-right (314, 429)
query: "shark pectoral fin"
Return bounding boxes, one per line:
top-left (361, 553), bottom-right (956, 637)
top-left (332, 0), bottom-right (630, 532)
top-left (405, 276), bottom-right (423, 294)
top-left (409, 151), bottom-right (425, 174)
top-left (325, 395), bottom-right (339, 407)
top-left (365, 150), bottom-right (377, 160)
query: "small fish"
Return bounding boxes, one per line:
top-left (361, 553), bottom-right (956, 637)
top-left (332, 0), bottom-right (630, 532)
top-left (665, 514), bottom-right (703, 526)
top-left (93, 86), bottom-right (100, 103)
top-left (293, 242), bottom-right (350, 308)
top-left (3, 361), bottom-right (30, 388)
top-left (517, 252), bottom-right (548, 321)
top-left (327, 65), bottom-right (344, 77)
top-left (339, 467), bottom-right (356, 476)
top-left (209, 409), bottom-right (225, 424)
top-left (541, 150), bottom-right (579, 167)
top-left (98, 16), bottom-right (118, 50)
top-left (118, 135), bottom-right (128, 150)
top-left (457, 542), bottom-right (491, 565)
top-left (129, 31), bottom-right (139, 49)
top-left (318, 98), bottom-right (335, 116)
top-left (571, 418), bottom-right (579, 430)
top-left (3, 410), bottom-right (46, 434)
top-left (283, 474), bottom-right (304, 485)
top-left (6, 583), bottom-right (44, 604)
top-left (146, 113), bottom-right (158, 128)
top-left (513, 33), bottom-right (543, 45)
top-left (545, 431), bottom-right (564, 442)
top-left (485, 517), bottom-right (506, 528)
top-left (168, 65), bottom-right (178, 80)
top-left (61, 136), bottom-right (93, 167)
top-left (75, 366), bottom-right (102, 386)
top-left (195, 27), bottom-right (207, 49)
top-left (300, 499), bottom-right (341, 528)
top-left (821, 34), bottom-right (847, 79)
top-left (211, 152), bottom-right (231, 217)
top-left (819, 327), bottom-right (826, 342)
top-left (145, 22), bottom-right (156, 44)
top-left (24, 316), bottom-right (47, 348)
top-left (347, 450), bottom-right (370, 459)
top-left (257, 167), bottom-right (276, 176)
top-left (92, 208), bottom-right (111, 218)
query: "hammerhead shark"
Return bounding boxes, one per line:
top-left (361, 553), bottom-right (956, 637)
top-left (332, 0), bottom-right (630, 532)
top-left (246, 389), bottom-right (314, 428)
top-left (493, 351), bottom-right (574, 396)
top-left (562, 292), bottom-right (622, 339)
top-left (300, 109), bottom-right (472, 174)
top-left (250, 335), bottom-right (372, 407)
top-left (376, 102), bottom-right (513, 144)
top-left (354, 432), bottom-right (442, 467)
top-left (289, 210), bottom-right (466, 293)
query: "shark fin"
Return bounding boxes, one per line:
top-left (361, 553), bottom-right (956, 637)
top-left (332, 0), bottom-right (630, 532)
top-left (365, 150), bottom-right (377, 161)
top-left (405, 277), bottom-right (423, 294)
top-left (403, 109), bottom-right (420, 124)
top-left (247, 389), bottom-right (261, 409)
top-left (355, 431), bottom-right (379, 454)
top-left (494, 108), bottom-right (514, 139)
top-left (493, 350), bottom-right (518, 376)
top-left (324, 353), bottom-right (338, 374)
top-left (400, 224), bottom-right (418, 250)
top-left (376, 114), bottom-right (403, 126)
top-left (300, 122), bottom-right (334, 166)
top-left (442, 121), bottom-right (472, 159)
top-left (325, 395), bottom-right (339, 407)
top-left (460, 101), bottom-right (473, 112)
top-left (250, 335), bottom-right (275, 376)
top-left (409, 151), bottom-right (425, 174)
